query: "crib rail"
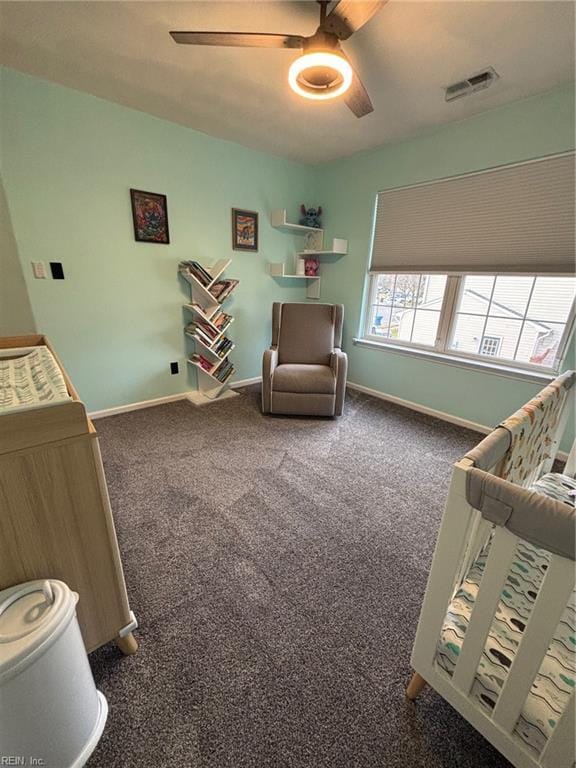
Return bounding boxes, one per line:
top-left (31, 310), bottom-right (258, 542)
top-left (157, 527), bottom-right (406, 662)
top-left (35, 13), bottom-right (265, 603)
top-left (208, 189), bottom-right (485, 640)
top-left (464, 369), bottom-right (574, 488)
top-left (410, 458), bottom-right (576, 768)
top-left (451, 526), bottom-right (519, 695)
top-left (492, 553), bottom-right (574, 731)
top-left (466, 467), bottom-right (576, 559)
top-left (540, 693), bottom-right (575, 768)
top-left (409, 372), bottom-right (575, 768)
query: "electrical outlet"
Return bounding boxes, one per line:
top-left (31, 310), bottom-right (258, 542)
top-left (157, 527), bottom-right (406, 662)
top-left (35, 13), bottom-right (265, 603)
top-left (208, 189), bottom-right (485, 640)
top-left (50, 262), bottom-right (65, 280)
top-left (170, 362), bottom-right (179, 375)
top-left (31, 261), bottom-right (47, 279)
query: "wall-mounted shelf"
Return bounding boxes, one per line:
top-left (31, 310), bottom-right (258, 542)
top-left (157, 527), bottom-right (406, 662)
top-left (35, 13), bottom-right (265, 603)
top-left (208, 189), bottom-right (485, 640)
top-left (270, 209), bottom-right (323, 236)
top-left (298, 238), bottom-right (348, 257)
top-left (268, 262), bottom-right (321, 300)
top-left (269, 208), bottom-right (348, 300)
top-left (270, 209), bottom-right (324, 251)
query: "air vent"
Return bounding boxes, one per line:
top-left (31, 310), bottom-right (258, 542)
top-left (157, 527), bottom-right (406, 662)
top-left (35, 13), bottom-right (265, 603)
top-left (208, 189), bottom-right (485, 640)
top-left (444, 67), bottom-right (499, 102)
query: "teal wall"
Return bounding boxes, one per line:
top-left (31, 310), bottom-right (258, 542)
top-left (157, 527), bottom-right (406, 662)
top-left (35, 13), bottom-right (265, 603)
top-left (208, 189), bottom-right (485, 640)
top-left (0, 173), bottom-right (36, 335)
top-left (0, 68), bottom-right (314, 410)
top-left (1, 67), bottom-right (574, 448)
top-left (316, 83), bottom-right (575, 446)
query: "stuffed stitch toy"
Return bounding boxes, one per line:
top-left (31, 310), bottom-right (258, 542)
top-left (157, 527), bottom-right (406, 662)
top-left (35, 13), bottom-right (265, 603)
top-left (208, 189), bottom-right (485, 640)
top-left (299, 205), bottom-right (323, 229)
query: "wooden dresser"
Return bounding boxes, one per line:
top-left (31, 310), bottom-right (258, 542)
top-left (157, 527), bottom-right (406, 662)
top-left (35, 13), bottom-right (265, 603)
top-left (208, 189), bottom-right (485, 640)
top-left (0, 334), bottom-right (138, 655)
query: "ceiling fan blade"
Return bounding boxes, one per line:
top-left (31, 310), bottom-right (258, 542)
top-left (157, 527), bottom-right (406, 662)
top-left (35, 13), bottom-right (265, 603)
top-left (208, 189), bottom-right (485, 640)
top-left (322, 1), bottom-right (388, 40)
top-left (339, 52), bottom-right (373, 117)
top-left (170, 31), bottom-right (305, 49)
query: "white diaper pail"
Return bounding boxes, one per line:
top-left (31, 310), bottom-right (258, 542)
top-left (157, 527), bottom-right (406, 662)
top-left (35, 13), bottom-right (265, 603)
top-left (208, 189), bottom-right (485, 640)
top-left (0, 579), bottom-right (108, 768)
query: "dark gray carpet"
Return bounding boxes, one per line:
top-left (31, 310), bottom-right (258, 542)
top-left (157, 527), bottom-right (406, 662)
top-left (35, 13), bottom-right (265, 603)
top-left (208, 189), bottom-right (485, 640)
top-left (88, 385), bottom-right (512, 768)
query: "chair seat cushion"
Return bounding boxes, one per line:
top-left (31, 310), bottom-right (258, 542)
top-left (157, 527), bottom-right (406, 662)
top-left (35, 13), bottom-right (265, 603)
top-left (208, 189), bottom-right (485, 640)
top-left (273, 364), bottom-right (336, 395)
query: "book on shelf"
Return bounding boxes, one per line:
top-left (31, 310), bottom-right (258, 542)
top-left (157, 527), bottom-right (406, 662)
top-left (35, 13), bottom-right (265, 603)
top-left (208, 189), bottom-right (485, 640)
top-left (190, 354), bottom-right (213, 372)
top-left (213, 337), bottom-right (233, 357)
top-left (179, 260), bottom-right (213, 287)
top-left (211, 311), bottom-right (232, 330)
top-left (185, 322), bottom-right (216, 346)
top-left (210, 279), bottom-right (239, 302)
top-left (214, 360), bottom-right (234, 383)
top-left (220, 366), bottom-right (235, 384)
top-left (196, 317), bottom-right (220, 338)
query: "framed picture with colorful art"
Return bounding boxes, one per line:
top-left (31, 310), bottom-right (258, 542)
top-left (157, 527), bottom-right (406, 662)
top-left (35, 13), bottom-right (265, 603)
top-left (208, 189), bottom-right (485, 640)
top-left (231, 208), bottom-right (258, 252)
top-left (130, 189), bottom-right (170, 244)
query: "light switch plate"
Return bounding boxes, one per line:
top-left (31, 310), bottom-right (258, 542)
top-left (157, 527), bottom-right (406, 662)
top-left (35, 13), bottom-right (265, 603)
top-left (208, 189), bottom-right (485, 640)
top-left (31, 261), bottom-right (47, 279)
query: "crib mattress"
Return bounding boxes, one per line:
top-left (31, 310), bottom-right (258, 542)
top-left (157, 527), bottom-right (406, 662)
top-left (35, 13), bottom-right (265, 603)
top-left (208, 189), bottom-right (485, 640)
top-left (0, 346), bottom-right (70, 411)
top-left (436, 472), bottom-right (576, 756)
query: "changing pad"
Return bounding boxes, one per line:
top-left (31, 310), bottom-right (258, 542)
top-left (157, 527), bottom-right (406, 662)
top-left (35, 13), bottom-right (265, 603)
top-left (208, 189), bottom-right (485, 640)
top-left (0, 346), bottom-right (70, 411)
top-left (436, 472), bottom-right (576, 755)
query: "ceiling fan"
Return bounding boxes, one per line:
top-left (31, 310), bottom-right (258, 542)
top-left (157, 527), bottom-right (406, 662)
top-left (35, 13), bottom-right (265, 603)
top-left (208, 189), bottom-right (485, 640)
top-left (170, 1), bottom-right (387, 117)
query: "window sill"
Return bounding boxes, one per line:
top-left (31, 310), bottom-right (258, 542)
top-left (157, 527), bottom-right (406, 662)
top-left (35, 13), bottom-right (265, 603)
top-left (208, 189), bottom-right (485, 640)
top-left (352, 337), bottom-right (557, 385)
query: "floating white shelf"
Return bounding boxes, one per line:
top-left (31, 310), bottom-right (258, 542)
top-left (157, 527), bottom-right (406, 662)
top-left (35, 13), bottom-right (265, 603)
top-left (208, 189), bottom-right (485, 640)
top-left (298, 238), bottom-right (348, 257)
top-left (270, 209), bottom-right (323, 237)
top-left (268, 262), bottom-right (321, 300)
top-left (269, 209), bottom-right (348, 300)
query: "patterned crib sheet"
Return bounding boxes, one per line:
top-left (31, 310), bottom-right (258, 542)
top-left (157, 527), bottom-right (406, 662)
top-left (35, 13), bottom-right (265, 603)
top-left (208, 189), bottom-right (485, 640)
top-left (436, 472), bottom-right (576, 756)
top-left (0, 346), bottom-right (70, 410)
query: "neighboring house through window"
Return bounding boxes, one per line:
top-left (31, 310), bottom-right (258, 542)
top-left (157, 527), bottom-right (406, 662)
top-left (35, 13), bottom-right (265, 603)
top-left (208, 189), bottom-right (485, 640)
top-left (479, 336), bottom-right (501, 357)
top-left (363, 274), bottom-right (576, 373)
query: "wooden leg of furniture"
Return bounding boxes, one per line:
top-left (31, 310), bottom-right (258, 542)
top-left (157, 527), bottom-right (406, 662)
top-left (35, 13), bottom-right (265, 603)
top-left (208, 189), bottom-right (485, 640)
top-left (406, 672), bottom-right (427, 700)
top-left (116, 632), bottom-right (139, 656)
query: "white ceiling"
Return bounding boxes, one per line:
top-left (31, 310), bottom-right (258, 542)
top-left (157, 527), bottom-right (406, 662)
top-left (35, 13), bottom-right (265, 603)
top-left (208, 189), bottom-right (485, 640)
top-left (0, 1), bottom-right (574, 164)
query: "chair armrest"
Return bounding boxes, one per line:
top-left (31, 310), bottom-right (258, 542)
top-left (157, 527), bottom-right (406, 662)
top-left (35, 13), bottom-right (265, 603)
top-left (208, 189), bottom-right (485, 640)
top-left (261, 347), bottom-right (278, 413)
top-left (330, 349), bottom-right (348, 416)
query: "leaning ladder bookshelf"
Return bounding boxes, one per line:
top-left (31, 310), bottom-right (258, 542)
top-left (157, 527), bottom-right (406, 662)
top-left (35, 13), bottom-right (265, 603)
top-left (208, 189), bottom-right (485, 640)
top-left (179, 258), bottom-right (239, 405)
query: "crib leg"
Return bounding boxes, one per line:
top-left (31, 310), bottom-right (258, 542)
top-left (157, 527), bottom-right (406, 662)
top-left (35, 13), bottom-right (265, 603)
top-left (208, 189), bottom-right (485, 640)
top-left (406, 672), bottom-right (427, 700)
top-left (116, 631), bottom-right (139, 655)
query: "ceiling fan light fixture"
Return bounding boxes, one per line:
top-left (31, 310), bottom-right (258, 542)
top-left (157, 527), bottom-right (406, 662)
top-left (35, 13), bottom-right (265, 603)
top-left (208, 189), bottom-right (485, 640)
top-left (288, 50), bottom-right (352, 100)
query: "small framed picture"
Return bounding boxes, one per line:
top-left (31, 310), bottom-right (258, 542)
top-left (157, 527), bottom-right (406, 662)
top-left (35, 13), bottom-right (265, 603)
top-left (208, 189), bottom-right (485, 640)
top-left (130, 189), bottom-right (170, 244)
top-left (232, 208), bottom-right (258, 252)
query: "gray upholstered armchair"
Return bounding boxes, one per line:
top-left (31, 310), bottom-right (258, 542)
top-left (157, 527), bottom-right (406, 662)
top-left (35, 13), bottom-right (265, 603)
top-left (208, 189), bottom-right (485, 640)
top-left (262, 302), bottom-right (347, 417)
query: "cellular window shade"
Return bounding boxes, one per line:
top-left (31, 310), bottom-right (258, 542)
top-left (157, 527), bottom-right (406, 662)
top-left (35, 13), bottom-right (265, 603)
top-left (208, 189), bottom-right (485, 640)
top-left (369, 152), bottom-right (575, 274)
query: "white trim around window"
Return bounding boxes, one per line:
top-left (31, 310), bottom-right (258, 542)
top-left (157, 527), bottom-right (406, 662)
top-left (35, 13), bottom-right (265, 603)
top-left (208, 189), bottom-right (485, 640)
top-left (360, 273), bottom-right (576, 380)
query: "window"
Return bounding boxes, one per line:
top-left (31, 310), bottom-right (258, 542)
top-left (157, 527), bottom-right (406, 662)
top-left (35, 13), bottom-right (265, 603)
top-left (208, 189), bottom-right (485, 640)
top-left (363, 273), bottom-right (576, 373)
top-left (366, 274), bottom-right (447, 346)
top-left (479, 336), bottom-right (501, 357)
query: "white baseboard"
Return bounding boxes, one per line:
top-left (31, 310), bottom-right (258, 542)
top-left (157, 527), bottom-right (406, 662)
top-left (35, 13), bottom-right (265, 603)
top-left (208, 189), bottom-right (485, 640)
top-left (347, 380), bottom-right (569, 461)
top-left (229, 376), bottom-right (261, 389)
top-left (89, 377), bottom-right (261, 419)
top-left (346, 380), bottom-right (491, 435)
top-left (89, 392), bottom-right (188, 419)
top-left (88, 377), bottom-right (569, 462)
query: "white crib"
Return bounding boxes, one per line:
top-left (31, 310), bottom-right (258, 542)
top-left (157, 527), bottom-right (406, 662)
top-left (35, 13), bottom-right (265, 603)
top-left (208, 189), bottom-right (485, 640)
top-left (407, 371), bottom-right (576, 768)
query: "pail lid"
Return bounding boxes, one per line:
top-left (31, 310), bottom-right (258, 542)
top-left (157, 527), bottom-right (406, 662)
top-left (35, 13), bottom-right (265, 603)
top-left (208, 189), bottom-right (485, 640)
top-left (0, 580), bottom-right (78, 681)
